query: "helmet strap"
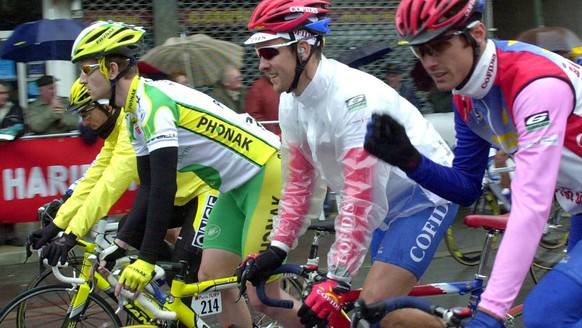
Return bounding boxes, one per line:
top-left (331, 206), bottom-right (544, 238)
top-left (455, 30), bottom-right (481, 90)
top-left (94, 104), bottom-right (121, 139)
top-left (286, 36), bottom-right (322, 93)
top-left (108, 56), bottom-right (138, 106)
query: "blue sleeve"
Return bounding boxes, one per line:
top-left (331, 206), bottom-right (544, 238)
top-left (408, 109), bottom-right (490, 206)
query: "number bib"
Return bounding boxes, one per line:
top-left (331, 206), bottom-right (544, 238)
top-left (191, 291), bottom-right (222, 317)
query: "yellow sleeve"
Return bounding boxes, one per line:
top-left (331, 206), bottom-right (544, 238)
top-left (54, 114), bottom-right (138, 237)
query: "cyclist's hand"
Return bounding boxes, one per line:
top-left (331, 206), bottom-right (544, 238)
top-left (116, 259), bottom-right (156, 296)
top-left (461, 310), bottom-right (505, 328)
top-left (99, 241), bottom-right (129, 271)
top-left (41, 232), bottom-right (77, 266)
top-left (298, 278), bottom-right (351, 326)
top-left (364, 113), bottom-right (422, 172)
top-left (29, 222), bottom-right (63, 250)
top-left (237, 245), bottom-right (287, 286)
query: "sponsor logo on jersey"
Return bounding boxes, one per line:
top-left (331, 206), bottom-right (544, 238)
top-left (182, 106), bottom-right (277, 166)
top-left (345, 95), bottom-right (367, 112)
top-left (481, 53), bottom-right (497, 89)
top-left (524, 111), bottom-right (550, 132)
top-left (192, 193), bottom-right (218, 248)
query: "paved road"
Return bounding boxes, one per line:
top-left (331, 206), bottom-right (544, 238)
top-left (0, 223), bottom-right (533, 327)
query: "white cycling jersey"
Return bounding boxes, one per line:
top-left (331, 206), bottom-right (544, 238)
top-left (272, 56), bottom-right (453, 279)
top-left (124, 77), bottom-right (281, 193)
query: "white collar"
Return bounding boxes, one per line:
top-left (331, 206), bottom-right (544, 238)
top-left (453, 40), bottom-right (497, 99)
top-left (294, 55), bottom-right (329, 106)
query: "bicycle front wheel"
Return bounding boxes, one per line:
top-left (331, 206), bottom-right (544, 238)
top-left (0, 284), bottom-right (121, 328)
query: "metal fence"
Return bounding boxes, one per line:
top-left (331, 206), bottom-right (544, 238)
top-left (80, 1), bottom-right (421, 98)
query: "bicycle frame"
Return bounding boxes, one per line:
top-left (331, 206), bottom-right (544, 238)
top-left (51, 240), bottom-right (250, 328)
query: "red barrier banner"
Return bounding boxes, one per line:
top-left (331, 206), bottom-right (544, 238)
top-left (1, 134), bottom-right (137, 223)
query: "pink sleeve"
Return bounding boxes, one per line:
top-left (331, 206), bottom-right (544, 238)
top-left (479, 78), bottom-right (572, 318)
top-left (326, 147), bottom-right (376, 281)
top-left (271, 145), bottom-right (316, 250)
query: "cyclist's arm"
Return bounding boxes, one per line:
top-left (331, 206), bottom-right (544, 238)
top-left (326, 147), bottom-right (376, 282)
top-left (271, 144), bottom-right (316, 252)
top-left (54, 120), bottom-right (136, 237)
top-left (116, 148), bottom-right (178, 264)
top-left (479, 77), bottom-right (572, 319)
top-left (407, 110), bottom-right (490, 206)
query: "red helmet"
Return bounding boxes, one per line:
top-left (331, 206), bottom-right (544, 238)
top-left (396, 0), bottom-right (486, 45)
top-left (248, 0), bottom-right (331, 34)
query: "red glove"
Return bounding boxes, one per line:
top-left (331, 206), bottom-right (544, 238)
top-left (298, 278), bottom-right (351, 326)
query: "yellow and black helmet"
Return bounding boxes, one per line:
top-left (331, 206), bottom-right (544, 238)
top-left (71, 20), bottom-right (145, 63)
top-left (67, 78), bottom-right (93, 113)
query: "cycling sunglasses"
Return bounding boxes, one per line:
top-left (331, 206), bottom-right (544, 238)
top-left (255, 40), bottom-right (300, 60)
top-left (81, 63), bottom-right (100, 76)
top-left (411, 30), bottom-right (464, 58)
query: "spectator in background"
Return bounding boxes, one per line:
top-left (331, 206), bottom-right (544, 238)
top-left (209, 65), bottom-right (246, 113)
top-left (169, 72), bottom-right (191, 87)
top-left (0, 81), bottom-right (25, 246)
top-left (245, 72), bottom-right (281, 135)
top-left (25, 75), bottom-right (79, 135)
top-left (384, 61), bottom-right (424, 111)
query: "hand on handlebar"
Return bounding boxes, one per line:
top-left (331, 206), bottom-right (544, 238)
top-left (41, 232), bottom-right (77, 266)
top-left (237, 245), bottom-right (287, 287)
top-left (298, 277), bottom-right (351, 326)
top-left (115, 259), bottom-right (156, 297)
top-left (99, 241), bottom-right (129, 271)
top-left (461, 310), bottom-right (505, 328)
top-left (29, 222), bottom-right (63, 250)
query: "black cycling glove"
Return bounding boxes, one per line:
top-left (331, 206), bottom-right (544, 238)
top-left (237, 245), bottom-right (287, 286)
top-left (41, 232), bottom-right (77, 266)
top-left (29, 222), bottom-right (63, 250)
top-left (364, 113), bottom-right (422, 172)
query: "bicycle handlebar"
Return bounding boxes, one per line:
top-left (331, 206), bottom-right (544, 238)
top-left (50, 262), bottom-right (85, 285)
top-left (106, 274), bottom-right (177, 320)
top-left (350, 296), bottom-right (472, 327)
top-left (255, 264), bottom-right (317, 309)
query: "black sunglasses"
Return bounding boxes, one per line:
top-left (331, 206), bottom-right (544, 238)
top-left (411, 31), bottom-right (464, 58)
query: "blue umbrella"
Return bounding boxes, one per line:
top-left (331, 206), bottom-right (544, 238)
top-left (0, 19), bottom-right (87, 62)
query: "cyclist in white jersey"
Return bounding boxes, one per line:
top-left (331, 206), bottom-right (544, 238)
top-left (238, 1), bottom-right (457, 327)
top-left (71, 21), bottom-right (299, 327)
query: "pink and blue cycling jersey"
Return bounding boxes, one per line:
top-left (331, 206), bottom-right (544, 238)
top-left (408, 39), bottom-right (582, 319)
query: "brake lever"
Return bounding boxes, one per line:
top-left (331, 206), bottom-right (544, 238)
top-left (235, 259), bottom-right (253, 303)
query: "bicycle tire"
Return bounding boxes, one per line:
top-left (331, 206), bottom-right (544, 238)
top-left (0, 283), bottom-right (122, 328)
top-left (539, 200), bottom-right (570, 249)
top-left (26, 253), bottom-right (84, 290)
top-left (529, 246), bottom-right (567, 284)
top-left (445, 191), bottom-right (500, 266)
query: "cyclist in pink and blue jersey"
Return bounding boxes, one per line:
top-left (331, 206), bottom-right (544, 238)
top-left (365, 0), bottom-right (582, 327)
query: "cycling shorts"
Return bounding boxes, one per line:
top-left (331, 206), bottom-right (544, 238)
top-left (370, 201), bottom-right (458, 279)
top-left (202, 152), bottom-right (281, 257)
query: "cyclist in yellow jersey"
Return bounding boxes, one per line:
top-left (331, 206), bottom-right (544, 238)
top-left (71, 21), bottom-right (300, 327)
top-left (30, 80), bottom-right (215, 282)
